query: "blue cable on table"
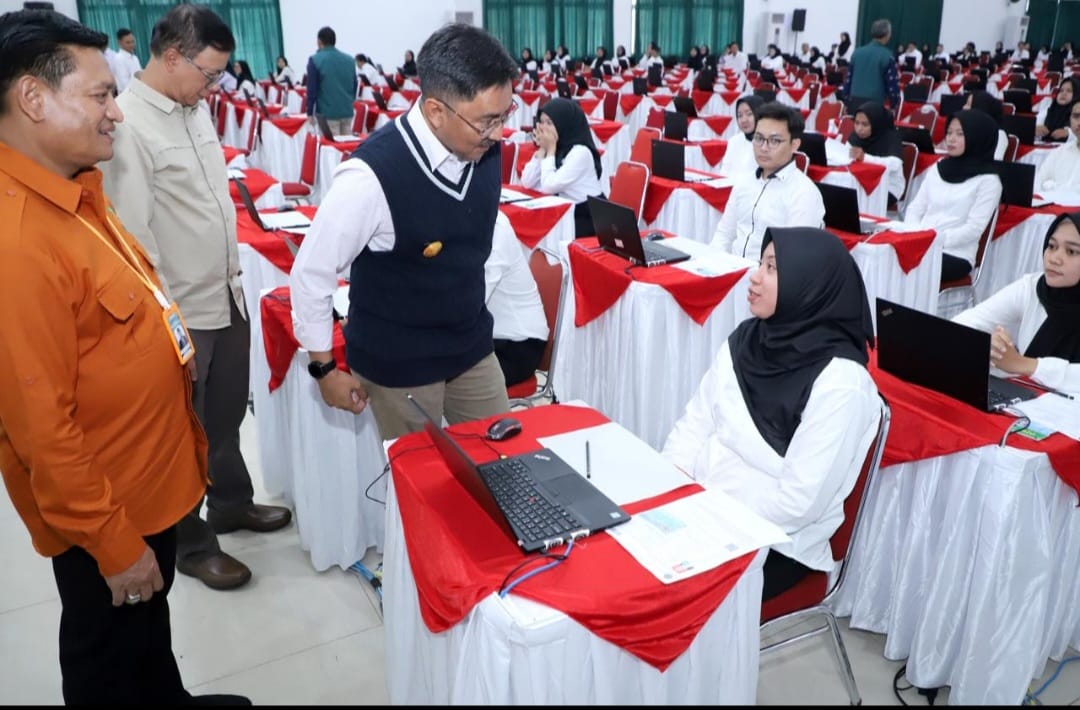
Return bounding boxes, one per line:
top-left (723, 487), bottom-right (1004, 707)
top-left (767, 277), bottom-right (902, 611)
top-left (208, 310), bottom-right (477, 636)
top-left (499, 539), bottom-right (575, 598)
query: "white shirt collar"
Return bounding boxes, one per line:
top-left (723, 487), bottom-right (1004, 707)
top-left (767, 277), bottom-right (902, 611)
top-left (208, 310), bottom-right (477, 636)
top-left (402, 101), bottom-right (469, 174)
top-left (759, 159), bottom-right (801, 182)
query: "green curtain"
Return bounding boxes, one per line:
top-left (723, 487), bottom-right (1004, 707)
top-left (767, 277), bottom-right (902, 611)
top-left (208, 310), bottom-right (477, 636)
top-left (483, 0), bottom-right (613, 62)
top-left (855, 0), bottom-right (943, 54)
top-left (1026, 0), bottom-right (1059, 51)
top-left (634, 0), bottom-right (743, 60)
top-left (1052, 0), bottom-right (1080, 48)
top-left (77, 0), bottom-right (283, 77)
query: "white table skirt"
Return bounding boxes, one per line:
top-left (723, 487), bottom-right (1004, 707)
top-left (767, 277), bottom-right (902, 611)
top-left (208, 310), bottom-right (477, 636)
top-left (382, 475), bottom-right (766, 704)
top-left (552, 247), bottom-right (754, 451)
top-left (222, 103), bottom-right (256, 151)
top-left (819, 168), bottom-right (890, 218)
top-left (593, 123), bottom-right (631, 194)
top-left (851, 233), bottom-right (943, 323)
top-left (643, 186), bottom-right (727, 243)
top-left (833, 445), bottom-right (1080, 705)
top-left (250, 182), bottom-right (285, 210)
top-left (250, 121), bottom-right (308, 184)
top-left (315, 144), bottom-right (352, 204)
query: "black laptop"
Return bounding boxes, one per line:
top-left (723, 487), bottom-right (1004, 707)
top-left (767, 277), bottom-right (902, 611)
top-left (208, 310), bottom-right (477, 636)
top-left (647, 63), bottom-right (663, 87)
top-left (897, 125), bottom-right (936, 154)
top-left (798, 131), bottom-right (828, 166)
top-left (1012, 78), bottom-right (1037, 95)
top-left (588, 196), bottom-right (691, 267)
top-left (370, 88), bottom-right (389, 111)
top-left (903, 83), bottom-right (930, 103)
top-left (632, 77), bottom-right (648, 95)
top-left (1002, 113), bottom-right (1037, 146)
top-left (651, 139), bottom-right (713, 184)
top-left (663, 110), bottom-right (689, 141)
top-left (816, 182), bottom-right (881, 235)
top-left (875, 298), bottom-right (1038, 412)
top-left (992, 160), bottom-right (1035, 207)
top-left (232, 178), bottom-right (311, 236)
top-left (406, 395), bottom-right (630, 554)
top-left (826, 70), bottom-right (844, 86)
top-left (939, 93), bottom-right (966, 121)
top-left (556, 78), bottom-right (573, 99)
top-left (1002, 89), bottom-right (1033, 115)
top-left (574, 74), bottom-right (590, 93)
top-left (672, 95), bottom-right (698, 117)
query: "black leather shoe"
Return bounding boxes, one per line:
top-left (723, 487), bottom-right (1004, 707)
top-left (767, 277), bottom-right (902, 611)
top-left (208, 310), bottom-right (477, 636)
top-left (187, 694), bottom-right (253, 705)
top-left (207, 504), bottom-right (292, 534)
top-left (176, 552), bottom-right (252, 590)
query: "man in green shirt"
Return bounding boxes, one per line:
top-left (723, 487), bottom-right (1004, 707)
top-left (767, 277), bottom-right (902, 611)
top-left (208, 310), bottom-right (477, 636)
top-left (842, 19), bottom-right (901, 115)
top-left (305, 26), bottom-right (357, 135)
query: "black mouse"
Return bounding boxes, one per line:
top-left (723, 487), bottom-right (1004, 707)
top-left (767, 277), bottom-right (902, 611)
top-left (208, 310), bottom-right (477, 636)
top-left (486, 417), bottom-right (523, 441)
top-left (646, 231), bottom-right (666, 241)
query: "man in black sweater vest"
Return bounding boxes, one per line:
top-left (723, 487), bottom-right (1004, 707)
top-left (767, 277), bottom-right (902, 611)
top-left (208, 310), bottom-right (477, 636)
top-left (289, 23), bottom-right (519, 439)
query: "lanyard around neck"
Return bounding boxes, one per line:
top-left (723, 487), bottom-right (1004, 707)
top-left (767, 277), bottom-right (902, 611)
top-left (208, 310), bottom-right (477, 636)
top-left (74, 211), bottom-right (169, 309)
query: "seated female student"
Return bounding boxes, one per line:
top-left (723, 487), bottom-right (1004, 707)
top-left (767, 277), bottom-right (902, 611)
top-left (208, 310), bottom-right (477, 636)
top-left (1037, 77), bottom-right (1080, 143)
top-left (806, 46), bottom-right (827, 74)
top-left (687, 46), bottom-right (703, 71)
top-left (520, 47), bottom-right (537, 74)
top-left (953, 212), bottom-right (1080, 395)
top-left (540, 49), bottom-right (556, 75)
top-left (273, 55), bottom-right (296, 84)
top-left (1036, 101), bottom-right (1080, 192)
top-left (719, 95), bottom-right (766, 179)
top-left (233, 60), bottom-right (257, 98)
top-left (848, 102), bottom-right (905, 202)
top-left (963, 90), bottom-right (1007, 159)
top-left (401, 49), bottom-right (418, 77)
top-left (761, 45), bottom-right (785, 72)
top-left (902, 109), bottom-right (1002, 282)
top-left (662, 227), bottom-right (880, 601)
top-left (521, 98), bottom-right (604, 238)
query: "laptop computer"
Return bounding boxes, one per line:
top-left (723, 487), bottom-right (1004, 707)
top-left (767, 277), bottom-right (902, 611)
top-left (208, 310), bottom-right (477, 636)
top-left (816, 182), bottom-right (882, 235)
top-left (1012, 78), bottom-right (1037, 95)
top-left (903, 83), bottom-right (930, 103)
top-left (603, 63), bottom-right (613, 76)
top-left (647, 63), bottom-right (663, 87)
top-left (556, 79), bottom-right (573, 99)
top-left (590, 66), bottom-right (603, 80)
top-left (574, 74), bottom-right (590, 93)
top-left (651, 139), bottom-right (712, 184)
top-left (826, 70), bottom-right (844, 86)
top-left (992, 160), bottom-right (1035, 207)
top-left (663, 110), bottom-right (689, 141)
top-left (406, 395), bottom-right (630, 554)
top-left (1002, 113), bottom-right (1037, 146)
top-left (939, 92), bottom-right (966, 120)
top-left (1001, 89), bottom-right (1033, 115)
top-left (632, 77), bottom-right (648, 95)
top-left (672, 95), bottom-right (698, 118)
top-left (232, 177), bottom-right (311, 239)
top-left (875, 298), bottom-right (1039, 412)
top-left (798, 131), bottom-right (828, 166)
top-left (370, 88), bottom-right (389, 111)
top-left (897, 125), bottom-right (935, 154)
top-left (903, 56), bottom-right (917, 71)
top-left (588, 196), bottom-right (691, 267)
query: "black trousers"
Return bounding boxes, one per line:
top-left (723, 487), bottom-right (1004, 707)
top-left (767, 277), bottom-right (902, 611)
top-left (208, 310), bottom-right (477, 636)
top-left (941, 253), bottom-right (973, 282)
top-left (494, 337), bottom-right (547, 386)
top-left (761, 549), bottom-right (814, 601)
top-left (178, 296), bottom-right (255, 563)
top-left (52, 527), bottom-right (190, 705)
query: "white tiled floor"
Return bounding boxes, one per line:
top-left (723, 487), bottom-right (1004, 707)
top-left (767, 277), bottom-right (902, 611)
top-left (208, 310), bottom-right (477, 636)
top-left (3, 413), bottom-right (1079, 705)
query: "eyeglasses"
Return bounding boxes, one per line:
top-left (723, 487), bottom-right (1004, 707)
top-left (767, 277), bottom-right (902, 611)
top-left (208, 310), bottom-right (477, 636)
top-left (180, 53), bottom-right (225, 87)
top-left (752, 133), bottom-right (790, 149)
top-left (436, 97), bottom-right (518, 137)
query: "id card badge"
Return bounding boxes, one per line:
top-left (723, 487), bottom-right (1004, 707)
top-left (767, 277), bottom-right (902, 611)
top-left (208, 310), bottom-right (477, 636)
top-left (161, 302), bottom-right (195, 365)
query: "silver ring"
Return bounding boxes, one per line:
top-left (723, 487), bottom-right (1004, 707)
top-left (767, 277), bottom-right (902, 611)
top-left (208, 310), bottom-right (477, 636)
top-left (125, 593), bottom-right (141, 605)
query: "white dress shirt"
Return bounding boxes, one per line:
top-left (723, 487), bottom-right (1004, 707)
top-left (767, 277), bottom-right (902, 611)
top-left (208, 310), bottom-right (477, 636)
top-left (711, 160), bottom-right (826, 259)
top-left (1035, 139), bottom-right (1080, 192)
top-left (106, 48), bottom-right (141, 94)
top-left (217, 72), bottom-right (237, 93)
top-left (290, 102), bottom-right (471, 352)
top-left (953, 272), bottom-right (1080, 394)
top-left (718, 134), bottom-right (759, 180)
top-left (662, 344), bottom-right (880, 573)
top-left (237, 79), bottom-right (257, 98)
top-left (274, 65), bottom-right (297, 84)
top-left (901, 165), bottom-right (1001, 266)
top-left (638, 55), bottom-right (664, 69)
top-left (358, 62), bottom-right (384, 87)
top-left (900, 49), bottom-right (923, 68)
top-left (761, 54), bottom-right (785, 71)
top-left (520, 144), bottom-right (603, 204)
top-left (931, 51), bottom-right (951, 63)
top-left (485, 213), bottom-right (548, 342)
top-left (724, 52), bottom-right (749, 74)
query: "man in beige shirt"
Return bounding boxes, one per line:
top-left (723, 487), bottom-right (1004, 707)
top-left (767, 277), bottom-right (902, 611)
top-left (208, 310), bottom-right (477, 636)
top-left (101, 4), bottom-right (290, 591)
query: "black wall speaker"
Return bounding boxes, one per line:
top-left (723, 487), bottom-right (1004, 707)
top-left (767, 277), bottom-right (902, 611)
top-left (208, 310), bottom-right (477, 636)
top-left (24, 2), bottom-right (56, 9)
top-left (791, 9), bottom-right (807, 32)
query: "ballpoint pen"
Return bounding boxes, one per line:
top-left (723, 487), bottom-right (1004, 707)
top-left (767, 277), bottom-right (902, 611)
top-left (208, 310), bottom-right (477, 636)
top-left (1020, 378), bottom-right (1075, 400)
top-left (585, 441), bottom-right (591, 479)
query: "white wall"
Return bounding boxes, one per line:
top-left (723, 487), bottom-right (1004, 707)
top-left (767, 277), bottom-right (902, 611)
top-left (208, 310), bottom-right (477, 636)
top-left (939, 0), bottom-right (1027, 54)
top-left (0, 0), bottom-right (77, 18)
top-left (742, 0), bottom-right (858, 56)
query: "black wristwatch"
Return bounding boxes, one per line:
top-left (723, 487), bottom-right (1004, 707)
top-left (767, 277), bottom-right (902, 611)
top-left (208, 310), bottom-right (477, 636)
top-left (307, 358), bottom-right (337, 380)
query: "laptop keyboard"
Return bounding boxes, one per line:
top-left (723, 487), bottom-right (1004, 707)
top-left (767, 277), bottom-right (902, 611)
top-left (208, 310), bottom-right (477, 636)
top-left (641, 240), bottom-right (686, 265)
top-left (481, 459), bottom-right (581, 542)
top-left (988, 389), bottom-right (1019, 411)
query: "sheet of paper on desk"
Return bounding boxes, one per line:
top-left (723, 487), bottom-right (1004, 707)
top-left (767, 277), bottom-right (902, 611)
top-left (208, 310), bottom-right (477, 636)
top-left (537, 421), bottom-right (692, 506)
top-left (872, 219), bottom-right (927, 233)
top-left (605, 487), bottom-right (790, 584)
top-left (1015, 393), bottom-right (1080, 440)
top-left (500, 188), bottom-right (532, 203)
top-left (227, 167), bottom-right (247, 180)
top-left (1033, 191), bottom-right (1080, 208)
top-left (515, 195), bottom-right (572, 210)
top-left (666, 240), bottom-right (756, 277)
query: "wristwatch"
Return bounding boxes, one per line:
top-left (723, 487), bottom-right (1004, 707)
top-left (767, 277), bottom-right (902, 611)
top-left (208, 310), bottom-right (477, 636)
top-left (307, 358), bottom-right (337, 380)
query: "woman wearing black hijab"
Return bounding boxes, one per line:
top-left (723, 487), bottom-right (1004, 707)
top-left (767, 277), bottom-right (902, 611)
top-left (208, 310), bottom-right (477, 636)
top-left (663, 227), bottom-right (880, 600)
top-left (719, 94), bottom-right (765, 178)
top-left (955, 212), bottom-right (1080, 394)
top-left (836, 31), bottom-right (853, 63)
top-left (962, 89), bottom-right (1007, 159)
top-left (520, 97), bottom-right (604, 237)
top-left (849, 101), bottom-right (905, 200)
top-left (1037, 77), bottom-right (1080, 142)
top-left (903, 110), bottom-right (1003, 281)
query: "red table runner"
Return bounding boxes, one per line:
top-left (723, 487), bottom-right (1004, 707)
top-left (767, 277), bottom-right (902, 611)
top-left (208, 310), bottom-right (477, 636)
top-left (222, 146), bottom-right (245, 163)
top-left (576, 96), bottom-right (600, 115)
top-left (829, 226), bottom-right (938, 273)
top-left (235, 204), bottom-right (317, 273)
top-left (590, 119), bottom-right (625, 144)
top-left (228, 168), bottom-right (278, 205)
top-left (259, 285), bottom-right (349, 392)
top-left (807, 161), bottom-right (886, 197)
top-left (692, 139), bottom-right (728, 166)
top-left (913, 152), bottom-right (943, 177)
top-left (389, 403), bottom-right (757, 671)
top-left (568, 238), bottom-right (748, 326)
top-left (650, 94), bottom-right (674, 109)
top-left (499, 188), bottom-right (574, 249)
top-left (642, 175), bottom-right (732, 224)
top-left (619, 94), bottom-right (644, 115)
top-left (696, 115), bottom-right (732, 136)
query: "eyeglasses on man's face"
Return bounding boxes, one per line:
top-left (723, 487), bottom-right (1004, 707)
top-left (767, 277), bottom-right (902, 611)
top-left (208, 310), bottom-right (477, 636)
top-left (436, 97), bottom-right (518, 137)
top-left (752, 133), bottom-right (790, 149)
top-left (181, 53), bottom-right (225, 87)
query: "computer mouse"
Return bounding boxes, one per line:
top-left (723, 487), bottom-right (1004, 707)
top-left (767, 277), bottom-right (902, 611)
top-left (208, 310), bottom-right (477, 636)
top-left (486, 417), bottom-right (523, 441)
top-left (646, 231), bottom-right (666, 241)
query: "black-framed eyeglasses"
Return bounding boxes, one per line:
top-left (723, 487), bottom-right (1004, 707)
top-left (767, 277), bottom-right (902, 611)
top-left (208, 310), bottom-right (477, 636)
top-left (180, 53), bottom-right (225, 87)
top-left (435, 97), bottom-right (518, 137)
top-left (752, 133), bottom-right (790, 149)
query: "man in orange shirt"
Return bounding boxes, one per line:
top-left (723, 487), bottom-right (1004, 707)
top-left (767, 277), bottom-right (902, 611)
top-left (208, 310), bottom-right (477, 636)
top-left (0, 11), bottom-right (247, 705)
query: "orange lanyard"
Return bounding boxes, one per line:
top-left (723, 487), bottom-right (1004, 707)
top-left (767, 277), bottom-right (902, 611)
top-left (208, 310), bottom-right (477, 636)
top-left (74, 211), bottom-right (170, 309)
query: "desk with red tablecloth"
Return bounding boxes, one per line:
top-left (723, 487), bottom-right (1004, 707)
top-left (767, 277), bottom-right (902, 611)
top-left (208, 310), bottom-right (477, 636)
top-left (833, 358), bottom-right (1080, 705)
top-left (382, 403), bottom-right (767, 704)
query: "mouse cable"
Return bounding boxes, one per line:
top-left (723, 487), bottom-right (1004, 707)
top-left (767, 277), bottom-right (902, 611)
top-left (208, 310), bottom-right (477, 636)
top-left (498, 538), bottom-right (575, 598)
top-left (367, 442), bottom-right (436, 505)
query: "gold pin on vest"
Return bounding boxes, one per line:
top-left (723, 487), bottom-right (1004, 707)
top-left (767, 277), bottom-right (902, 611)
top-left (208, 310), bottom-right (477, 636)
top-left (422, 241), bottom-right (443, 258)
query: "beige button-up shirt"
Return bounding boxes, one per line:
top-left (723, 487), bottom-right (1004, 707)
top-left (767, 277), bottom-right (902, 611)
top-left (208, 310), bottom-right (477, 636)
top-left (102, 76), bottom-right (244, 329)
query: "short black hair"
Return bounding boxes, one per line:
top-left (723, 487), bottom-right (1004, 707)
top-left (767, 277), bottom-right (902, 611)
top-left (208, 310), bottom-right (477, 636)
top-left (149, 4), bottom-right (234, 58)
top-left (417, 23), bottom-right (517, 103)
top-left (355, 53), bottom-right (367, 63)
top-left (116, 27), bottom-right (133, 41)
top-left (0, 10), bottom-right (107, 116)
top-left (755, 101), bottom-right (805, 139)
top-left (317, 26), bottom-right (335, 46)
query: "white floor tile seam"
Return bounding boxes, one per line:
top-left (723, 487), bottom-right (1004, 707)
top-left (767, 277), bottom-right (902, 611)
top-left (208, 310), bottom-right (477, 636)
top-left (0, 594), bottom-right (60, 618)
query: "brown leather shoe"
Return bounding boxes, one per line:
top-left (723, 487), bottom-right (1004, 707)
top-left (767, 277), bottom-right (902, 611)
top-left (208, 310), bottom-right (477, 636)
top-left (207, 503), bottom-right (293, 534)
top-left (176, 552), bottom-right (252, 590)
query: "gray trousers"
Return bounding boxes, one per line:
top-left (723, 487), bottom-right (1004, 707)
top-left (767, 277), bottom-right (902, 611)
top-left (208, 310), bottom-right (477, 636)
top-left (323, 116), bottom-right (353, 136)
top-left (176, 296), bottom-right (255, 562)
